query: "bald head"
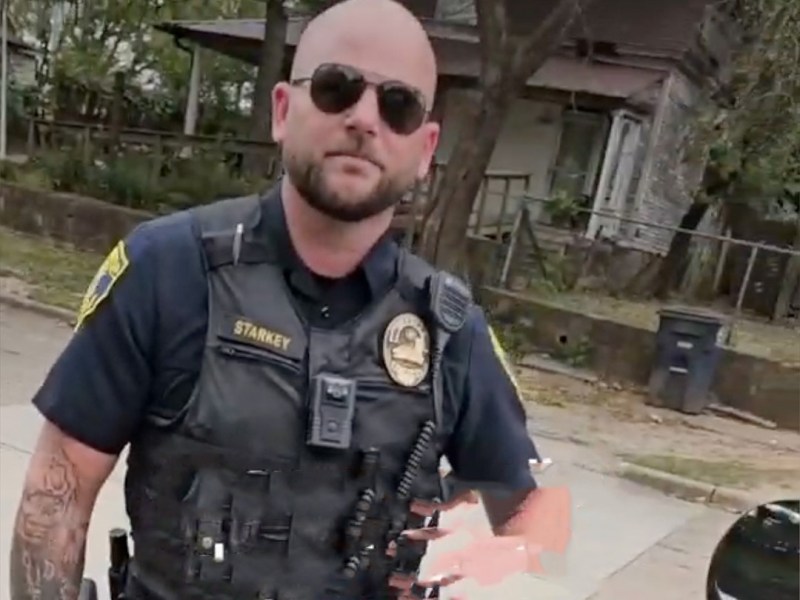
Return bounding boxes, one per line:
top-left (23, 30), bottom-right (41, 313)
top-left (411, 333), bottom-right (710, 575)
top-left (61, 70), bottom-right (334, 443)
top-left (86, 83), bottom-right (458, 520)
top-left (271, 0), bottom-right (442, 227)
top-left (291, 0), bottom-right (438, 105)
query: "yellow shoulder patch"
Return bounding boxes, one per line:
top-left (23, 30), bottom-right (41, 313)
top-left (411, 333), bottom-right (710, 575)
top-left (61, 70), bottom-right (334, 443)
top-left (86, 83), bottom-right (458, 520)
top-left (74, 240), bottom-right (130, 331)
top-left (488, 325), bottom-right (522, 396)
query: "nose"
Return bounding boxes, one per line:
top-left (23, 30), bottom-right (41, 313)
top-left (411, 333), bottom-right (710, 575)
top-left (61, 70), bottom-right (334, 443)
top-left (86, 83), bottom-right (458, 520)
top-left (343, 87), bottom-right (381, 136)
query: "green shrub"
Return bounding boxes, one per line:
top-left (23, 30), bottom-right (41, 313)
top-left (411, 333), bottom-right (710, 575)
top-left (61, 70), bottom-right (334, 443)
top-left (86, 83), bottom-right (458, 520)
top-left (33, 151), bottom-right (92, 194)
top-left (1, 158), bottom-right (53, 191)
top-left (10, 146), bottom-right (270, 213)
top-left (0, 160), bottom-right (21, 181)
top-left (160, 151), bottom-right (267, 209)
top-left (91, 153), bottom-right (164, 210)
top-left (487, 316), bottom-right (530, 363)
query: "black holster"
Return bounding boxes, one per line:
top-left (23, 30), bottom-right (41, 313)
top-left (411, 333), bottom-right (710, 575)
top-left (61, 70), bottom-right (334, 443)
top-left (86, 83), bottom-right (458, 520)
top-left (108, 528), bottom-right (131, 600)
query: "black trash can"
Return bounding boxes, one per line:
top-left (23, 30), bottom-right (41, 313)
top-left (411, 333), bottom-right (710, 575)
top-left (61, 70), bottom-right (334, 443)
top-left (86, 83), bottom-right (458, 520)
top-left (647, 307), bottom-right (727, 414)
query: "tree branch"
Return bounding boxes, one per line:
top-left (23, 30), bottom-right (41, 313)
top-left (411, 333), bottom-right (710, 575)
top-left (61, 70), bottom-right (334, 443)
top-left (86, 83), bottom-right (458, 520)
top-left (518, 0), bottom-right (590, 75)
top-left (475, 0), bottom-right (507, 75)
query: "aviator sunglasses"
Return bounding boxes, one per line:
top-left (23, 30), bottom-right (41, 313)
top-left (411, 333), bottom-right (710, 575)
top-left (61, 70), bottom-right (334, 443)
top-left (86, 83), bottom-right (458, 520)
top-left (290, 63), bottom-right (430, 136)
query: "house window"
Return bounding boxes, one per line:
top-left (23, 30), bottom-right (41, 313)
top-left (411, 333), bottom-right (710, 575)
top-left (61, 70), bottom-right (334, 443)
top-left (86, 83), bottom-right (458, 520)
top-left (548, 110), bottom-right (609, 201)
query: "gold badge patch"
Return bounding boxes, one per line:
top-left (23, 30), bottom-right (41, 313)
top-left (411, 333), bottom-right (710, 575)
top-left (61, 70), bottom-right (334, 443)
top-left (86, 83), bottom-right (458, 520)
top-left (230, 317), bottom-right (292, 353)
top-left (488, 325), bottom-right (522, 396)
top-left (74, 241), bottom-right (130, 331)
top-left (382, 313), bottom-right (430, 387)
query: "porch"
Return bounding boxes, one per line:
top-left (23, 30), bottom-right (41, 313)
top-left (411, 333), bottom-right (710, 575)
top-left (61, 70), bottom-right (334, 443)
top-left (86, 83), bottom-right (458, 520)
top-left (434, 88), bottom-right (664, 251)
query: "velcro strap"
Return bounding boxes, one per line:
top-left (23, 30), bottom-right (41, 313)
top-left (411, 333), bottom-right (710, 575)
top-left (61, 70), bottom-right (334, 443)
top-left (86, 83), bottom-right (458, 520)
top-left (202, 233), bottom-right (275, 268)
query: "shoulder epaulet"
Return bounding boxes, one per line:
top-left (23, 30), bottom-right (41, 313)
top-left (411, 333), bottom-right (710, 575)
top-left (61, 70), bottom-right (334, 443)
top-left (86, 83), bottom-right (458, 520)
top-left (397, 248), bottom-right (473, 335)
top-left (191, 194), bottom-right (273, 269)
top-left (398, 247), bottom-right (438, 291)
top-left (191, 194), bottom-right (262, 236)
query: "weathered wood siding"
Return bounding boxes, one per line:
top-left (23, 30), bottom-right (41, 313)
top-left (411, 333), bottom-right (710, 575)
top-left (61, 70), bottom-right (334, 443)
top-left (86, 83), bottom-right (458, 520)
top-left (630, 71), bottom-right (706, 254)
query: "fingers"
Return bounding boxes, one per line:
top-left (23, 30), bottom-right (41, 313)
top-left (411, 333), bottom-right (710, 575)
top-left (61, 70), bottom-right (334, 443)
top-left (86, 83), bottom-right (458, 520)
top-left (389, 574), bottom-right (463, 600)
top-left (418, 572), bottom-right (464, 588)
top-left (382, 488), bottom-right (480, 599)
top-left (400, 526), bottom-right (452, 542)
top-left (385, 527), bottom-right (452, 560)
top-left (410, 489), bottom-right (479, 517)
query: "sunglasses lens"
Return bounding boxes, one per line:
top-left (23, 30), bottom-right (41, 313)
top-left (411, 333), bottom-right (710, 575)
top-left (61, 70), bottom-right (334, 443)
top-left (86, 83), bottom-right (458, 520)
top-left (378, 83), bottom-right (426, 135)
top-left (305, 64), bottom-right (427, 135)
top-left (309, 64), bottom-right (366, 114)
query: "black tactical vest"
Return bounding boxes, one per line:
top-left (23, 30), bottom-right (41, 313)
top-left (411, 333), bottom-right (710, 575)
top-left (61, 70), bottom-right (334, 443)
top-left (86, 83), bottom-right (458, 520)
top-left (122, 194), bottom-right (472, 600)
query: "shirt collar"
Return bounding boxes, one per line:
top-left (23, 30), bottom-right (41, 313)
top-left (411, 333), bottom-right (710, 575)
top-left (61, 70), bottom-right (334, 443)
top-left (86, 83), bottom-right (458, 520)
top-left (258, 185), bottom-right (399, 299)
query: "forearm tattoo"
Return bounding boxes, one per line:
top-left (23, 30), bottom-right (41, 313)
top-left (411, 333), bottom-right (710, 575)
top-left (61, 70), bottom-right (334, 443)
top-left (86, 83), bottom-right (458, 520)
top-left (9, 446), bottom-right (90, 600)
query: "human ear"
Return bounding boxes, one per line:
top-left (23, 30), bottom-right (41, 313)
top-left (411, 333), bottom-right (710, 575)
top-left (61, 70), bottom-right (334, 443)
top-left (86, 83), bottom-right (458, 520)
top-left (271, 82), bottom-right (292, 142)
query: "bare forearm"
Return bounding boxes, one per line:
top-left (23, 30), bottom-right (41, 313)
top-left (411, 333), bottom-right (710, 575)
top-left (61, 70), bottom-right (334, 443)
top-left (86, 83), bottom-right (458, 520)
top-left (9, 445), bottom-right (90, 600)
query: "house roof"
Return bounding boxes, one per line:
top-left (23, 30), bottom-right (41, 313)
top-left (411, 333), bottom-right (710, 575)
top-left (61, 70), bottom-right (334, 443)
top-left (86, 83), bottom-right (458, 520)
top-left (154, 16), bottom-right (668, 101)
top-left (1, 31), bottom-right (37, 54)
top-left (508, 0), bottom-right (716, 58)
top-left (153, 15), bottom-right (480, 56)
top-left (153, 2), bottom-right (713, 61)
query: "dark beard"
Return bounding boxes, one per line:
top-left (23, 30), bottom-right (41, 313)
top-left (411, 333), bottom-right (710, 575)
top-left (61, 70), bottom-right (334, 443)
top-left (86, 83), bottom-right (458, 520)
top-left (283, 152), bottom-right (412, 223)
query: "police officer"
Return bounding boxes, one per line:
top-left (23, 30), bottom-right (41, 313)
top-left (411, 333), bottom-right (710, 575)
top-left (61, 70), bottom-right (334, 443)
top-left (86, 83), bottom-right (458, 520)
top-left (9, 1), bottom-right (541, 599)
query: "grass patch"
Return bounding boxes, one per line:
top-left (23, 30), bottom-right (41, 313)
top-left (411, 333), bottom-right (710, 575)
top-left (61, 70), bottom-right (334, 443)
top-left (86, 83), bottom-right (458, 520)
top-left (0, 227), bottom-right (102, 311)
top-left (621, 453), bottom-right (787, 489)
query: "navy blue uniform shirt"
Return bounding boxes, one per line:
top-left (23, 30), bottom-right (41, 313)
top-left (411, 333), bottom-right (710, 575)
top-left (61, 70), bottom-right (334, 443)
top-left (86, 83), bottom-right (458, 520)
top-left (33, 189), bottom-right (539, 490)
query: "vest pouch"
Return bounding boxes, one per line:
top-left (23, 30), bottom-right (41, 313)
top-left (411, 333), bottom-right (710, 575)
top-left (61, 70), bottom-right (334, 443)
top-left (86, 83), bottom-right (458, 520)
top-left (181, 468), bottom-right (234, 584)
top-left (180, 467), bottom-right (290, 593)
top-left (215, 340), bottom-right (302, 375)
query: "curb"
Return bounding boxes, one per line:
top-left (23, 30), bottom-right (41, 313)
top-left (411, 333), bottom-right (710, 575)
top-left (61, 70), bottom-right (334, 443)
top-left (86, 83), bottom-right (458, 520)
top-left (619, 462), bottom-right (756, 513)
top-left (0, 292), bottom-right (76, 326)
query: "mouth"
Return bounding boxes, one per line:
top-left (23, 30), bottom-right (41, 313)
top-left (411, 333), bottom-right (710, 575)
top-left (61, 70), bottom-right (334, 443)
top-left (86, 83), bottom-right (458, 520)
top-left (325, 152), bottom-right (383, 170)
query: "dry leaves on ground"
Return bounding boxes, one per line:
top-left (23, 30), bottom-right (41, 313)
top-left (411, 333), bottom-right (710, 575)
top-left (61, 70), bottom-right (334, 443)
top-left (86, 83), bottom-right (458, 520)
top-left (518, 367), bottom-right (800, 497)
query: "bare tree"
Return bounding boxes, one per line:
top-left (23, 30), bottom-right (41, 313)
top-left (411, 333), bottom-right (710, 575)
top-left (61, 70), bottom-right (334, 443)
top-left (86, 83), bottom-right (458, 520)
top-left (420, 0), bottom-right (596, 273)
top-left (246, 0), bottom-right (336, 175)
top-left (250, 0), bottom-right (289, 139)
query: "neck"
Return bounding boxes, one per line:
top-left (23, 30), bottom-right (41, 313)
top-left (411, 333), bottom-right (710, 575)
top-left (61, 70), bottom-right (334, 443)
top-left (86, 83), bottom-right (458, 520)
top-left (281, 178), bottom-right (393, 278)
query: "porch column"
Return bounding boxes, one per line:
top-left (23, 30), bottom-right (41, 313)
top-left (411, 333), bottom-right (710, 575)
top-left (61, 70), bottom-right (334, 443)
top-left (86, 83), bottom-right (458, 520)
top-left (183, 44), bottom-right (202, 136)
top-left (1, 1), bottom-right (9, 160)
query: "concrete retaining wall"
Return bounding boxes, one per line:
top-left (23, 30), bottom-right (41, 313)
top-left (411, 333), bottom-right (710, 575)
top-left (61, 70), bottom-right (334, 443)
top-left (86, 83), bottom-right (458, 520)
top-left (483, 287), bottom-right (800, 432)
top-left (0, 182), bottom-right (151, 254)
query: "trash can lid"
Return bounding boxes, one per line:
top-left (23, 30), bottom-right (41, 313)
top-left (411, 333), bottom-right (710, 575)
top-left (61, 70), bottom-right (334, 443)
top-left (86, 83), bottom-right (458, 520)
top-left (658, 305), bottom-right (729, 325)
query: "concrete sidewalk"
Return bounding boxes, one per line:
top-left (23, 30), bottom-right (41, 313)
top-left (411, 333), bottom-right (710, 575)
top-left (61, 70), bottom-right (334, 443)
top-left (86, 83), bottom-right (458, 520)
top-left (0, 304), bottom-right (732, 599)
top-left (0, 306), bottom-right (129, 600)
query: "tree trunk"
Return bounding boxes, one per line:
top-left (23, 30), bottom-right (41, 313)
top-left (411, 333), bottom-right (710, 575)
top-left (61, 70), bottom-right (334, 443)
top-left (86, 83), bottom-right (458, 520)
top-left (653, 201), bottom-right (711, 300)
top-left (652, 153), bottom-right (742, 300)
top-left (772, 214), bottom-right (800, 320)
top-left (245, 0), bottom-right (287, 176)
top-left (420, 84), bottom-right (513, 273)
top-left (110, 71), bottom-right (125, 148)
top-left (420, 0), bottom-right (592, 273)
